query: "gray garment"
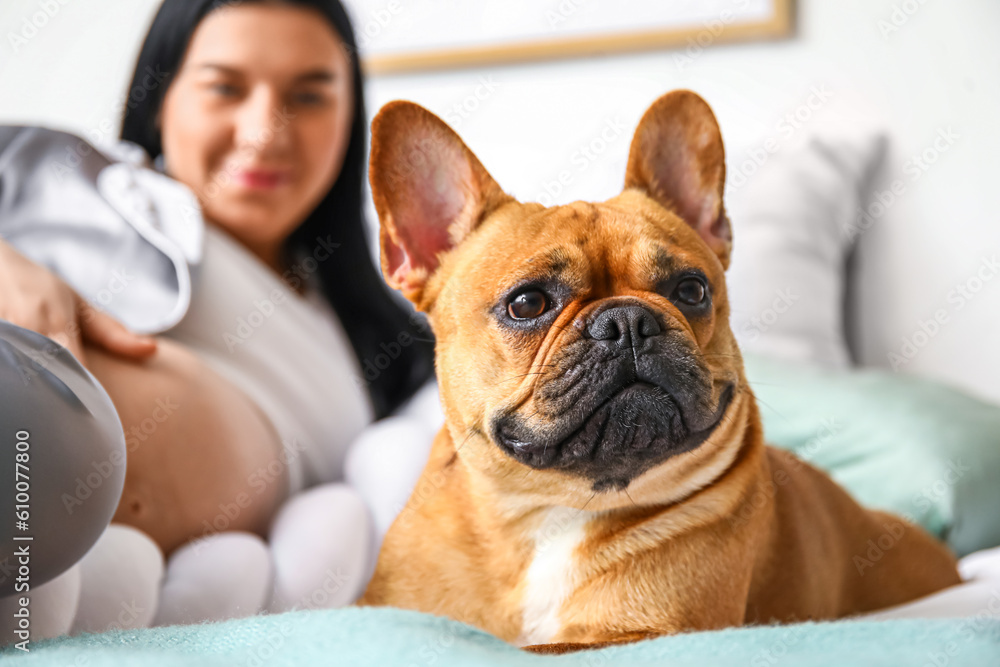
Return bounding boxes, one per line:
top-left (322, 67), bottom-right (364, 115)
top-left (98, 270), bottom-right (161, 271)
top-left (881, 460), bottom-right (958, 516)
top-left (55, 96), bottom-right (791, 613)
top-left (0, 126), bottom-right (203, 334)
top-left (0, 318), bottom-right (126, 598)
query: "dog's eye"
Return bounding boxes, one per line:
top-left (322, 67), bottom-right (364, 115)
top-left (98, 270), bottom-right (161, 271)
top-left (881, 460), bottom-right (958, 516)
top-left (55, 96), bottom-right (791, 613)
top-left (672, 277), bottom-right (707, 306)
top-left (507, 290), bottom-right (548, 320)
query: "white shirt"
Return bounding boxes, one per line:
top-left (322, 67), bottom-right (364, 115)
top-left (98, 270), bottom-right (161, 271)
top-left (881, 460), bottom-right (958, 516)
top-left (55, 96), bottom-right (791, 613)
top-left (162, 223), bottom-right (374, 492)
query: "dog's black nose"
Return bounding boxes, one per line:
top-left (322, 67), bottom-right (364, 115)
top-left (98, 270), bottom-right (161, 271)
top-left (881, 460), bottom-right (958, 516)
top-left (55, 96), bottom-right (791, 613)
top-left (587, 306), bottom-right (661, 347)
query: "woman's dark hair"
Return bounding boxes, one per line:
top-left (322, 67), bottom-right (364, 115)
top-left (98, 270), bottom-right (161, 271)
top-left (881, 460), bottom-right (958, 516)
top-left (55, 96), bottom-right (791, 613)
top-left (121, 0), bottom-right (435, 420)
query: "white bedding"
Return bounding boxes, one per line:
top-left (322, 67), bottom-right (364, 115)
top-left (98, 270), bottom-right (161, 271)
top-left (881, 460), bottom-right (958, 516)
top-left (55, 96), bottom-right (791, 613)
top-left (858, 546), bottom-right (1000, 620)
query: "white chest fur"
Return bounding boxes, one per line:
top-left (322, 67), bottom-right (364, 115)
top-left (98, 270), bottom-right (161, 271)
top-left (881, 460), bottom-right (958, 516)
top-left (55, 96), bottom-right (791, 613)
top-left (515, 506), bottom-right (592, 646)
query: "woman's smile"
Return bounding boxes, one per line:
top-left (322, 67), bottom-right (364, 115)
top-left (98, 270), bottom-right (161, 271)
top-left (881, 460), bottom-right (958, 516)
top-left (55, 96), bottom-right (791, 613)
top-left (234, 167), bottom-right (294, 191)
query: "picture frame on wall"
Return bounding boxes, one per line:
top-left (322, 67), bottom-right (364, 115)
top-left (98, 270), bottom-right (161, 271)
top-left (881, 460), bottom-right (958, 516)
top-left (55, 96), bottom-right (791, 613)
top-left (345, 0), bottom-right (795, 74)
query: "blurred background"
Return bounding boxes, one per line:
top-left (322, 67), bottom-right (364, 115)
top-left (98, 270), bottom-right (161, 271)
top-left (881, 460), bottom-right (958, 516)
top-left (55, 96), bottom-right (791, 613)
top-left (0, 0), bottom-right (998, 403)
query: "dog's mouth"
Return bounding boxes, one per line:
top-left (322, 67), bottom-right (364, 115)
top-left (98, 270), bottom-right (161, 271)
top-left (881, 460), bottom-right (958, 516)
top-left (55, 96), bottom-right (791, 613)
top-left (493, 382), bottom-right (734, 491)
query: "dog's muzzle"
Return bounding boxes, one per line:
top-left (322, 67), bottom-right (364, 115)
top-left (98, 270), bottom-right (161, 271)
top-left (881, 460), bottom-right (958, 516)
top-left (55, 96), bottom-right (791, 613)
top-left (491, 303), bottom-right (733, 491)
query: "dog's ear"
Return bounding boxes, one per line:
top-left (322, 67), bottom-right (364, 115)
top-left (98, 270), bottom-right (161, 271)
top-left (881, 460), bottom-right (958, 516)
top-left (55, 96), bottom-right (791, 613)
top-left (369, 101), bottom-right (510, 306)
top-left (624, 90), bottom-right (732, 269)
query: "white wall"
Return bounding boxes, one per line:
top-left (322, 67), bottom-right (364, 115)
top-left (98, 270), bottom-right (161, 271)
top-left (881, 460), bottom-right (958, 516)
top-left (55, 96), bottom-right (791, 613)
top-left (1, 0), bottom-right (998, 403)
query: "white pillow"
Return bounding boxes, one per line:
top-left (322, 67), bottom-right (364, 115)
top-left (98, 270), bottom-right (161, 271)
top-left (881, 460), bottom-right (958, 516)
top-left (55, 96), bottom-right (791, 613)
top-left (726, 121), bottom-right (889, 368)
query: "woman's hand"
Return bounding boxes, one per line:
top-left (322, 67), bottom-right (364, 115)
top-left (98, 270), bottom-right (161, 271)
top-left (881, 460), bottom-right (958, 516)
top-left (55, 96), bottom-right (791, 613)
top-left (0, 238), bottom-right (158, 364)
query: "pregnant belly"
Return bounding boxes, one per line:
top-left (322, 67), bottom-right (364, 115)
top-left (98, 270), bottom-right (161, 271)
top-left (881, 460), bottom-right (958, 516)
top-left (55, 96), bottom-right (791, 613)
top-left (85, 337), bottom-right (289, 555)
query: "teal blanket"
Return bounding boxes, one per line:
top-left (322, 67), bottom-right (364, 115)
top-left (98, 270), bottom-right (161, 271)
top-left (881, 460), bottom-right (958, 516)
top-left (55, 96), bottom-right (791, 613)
top-left (5, 356), bottom-right (999, 664)
top-left (4, 607), bottom-right (999, 666)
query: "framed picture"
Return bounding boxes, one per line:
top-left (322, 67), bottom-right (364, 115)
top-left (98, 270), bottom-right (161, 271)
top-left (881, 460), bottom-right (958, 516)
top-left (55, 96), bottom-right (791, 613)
top-left (345, 0), bottom-right (795, 74)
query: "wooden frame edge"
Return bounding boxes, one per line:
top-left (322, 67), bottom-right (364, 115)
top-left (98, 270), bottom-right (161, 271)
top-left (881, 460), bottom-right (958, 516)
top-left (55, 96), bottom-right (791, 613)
top-left (362, 0), bottom-right (796, 76)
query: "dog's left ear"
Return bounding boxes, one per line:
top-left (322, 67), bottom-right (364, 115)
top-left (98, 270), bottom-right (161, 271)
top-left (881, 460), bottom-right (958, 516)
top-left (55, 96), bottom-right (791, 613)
top-left (369, 101), bottom-right (511, 307)
top-left (624, 90), bottom-right (732, 269)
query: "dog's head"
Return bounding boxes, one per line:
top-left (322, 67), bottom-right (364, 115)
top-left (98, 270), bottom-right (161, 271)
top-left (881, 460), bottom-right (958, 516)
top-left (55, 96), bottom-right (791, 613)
top-left (370, 90), bottom-right (748, 510)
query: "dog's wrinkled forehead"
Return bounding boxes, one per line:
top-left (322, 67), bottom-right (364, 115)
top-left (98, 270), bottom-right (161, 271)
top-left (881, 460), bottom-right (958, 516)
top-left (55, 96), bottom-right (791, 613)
top-left (456, 195), bottom-right (724, 315)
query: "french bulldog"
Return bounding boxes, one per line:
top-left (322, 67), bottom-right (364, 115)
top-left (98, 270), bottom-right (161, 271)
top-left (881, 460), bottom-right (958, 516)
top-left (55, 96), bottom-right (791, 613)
top-left (358, 90), bottom-right (961, 651)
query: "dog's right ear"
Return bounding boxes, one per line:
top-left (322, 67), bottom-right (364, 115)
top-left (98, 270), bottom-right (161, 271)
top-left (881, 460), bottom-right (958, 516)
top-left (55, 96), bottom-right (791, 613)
top-left (624, 90), bottom-right (732, 269)
top-left (369, 101), bottom-right (510, 307)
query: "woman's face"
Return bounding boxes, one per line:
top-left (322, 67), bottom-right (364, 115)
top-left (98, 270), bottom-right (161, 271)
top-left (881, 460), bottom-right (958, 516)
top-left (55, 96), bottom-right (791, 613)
top-left (160, 3), bottom-right (354, 271)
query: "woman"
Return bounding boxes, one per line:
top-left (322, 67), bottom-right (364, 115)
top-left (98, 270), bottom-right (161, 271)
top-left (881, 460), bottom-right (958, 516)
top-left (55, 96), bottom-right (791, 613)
top-left (0, 0), bottom-right (434, 634)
